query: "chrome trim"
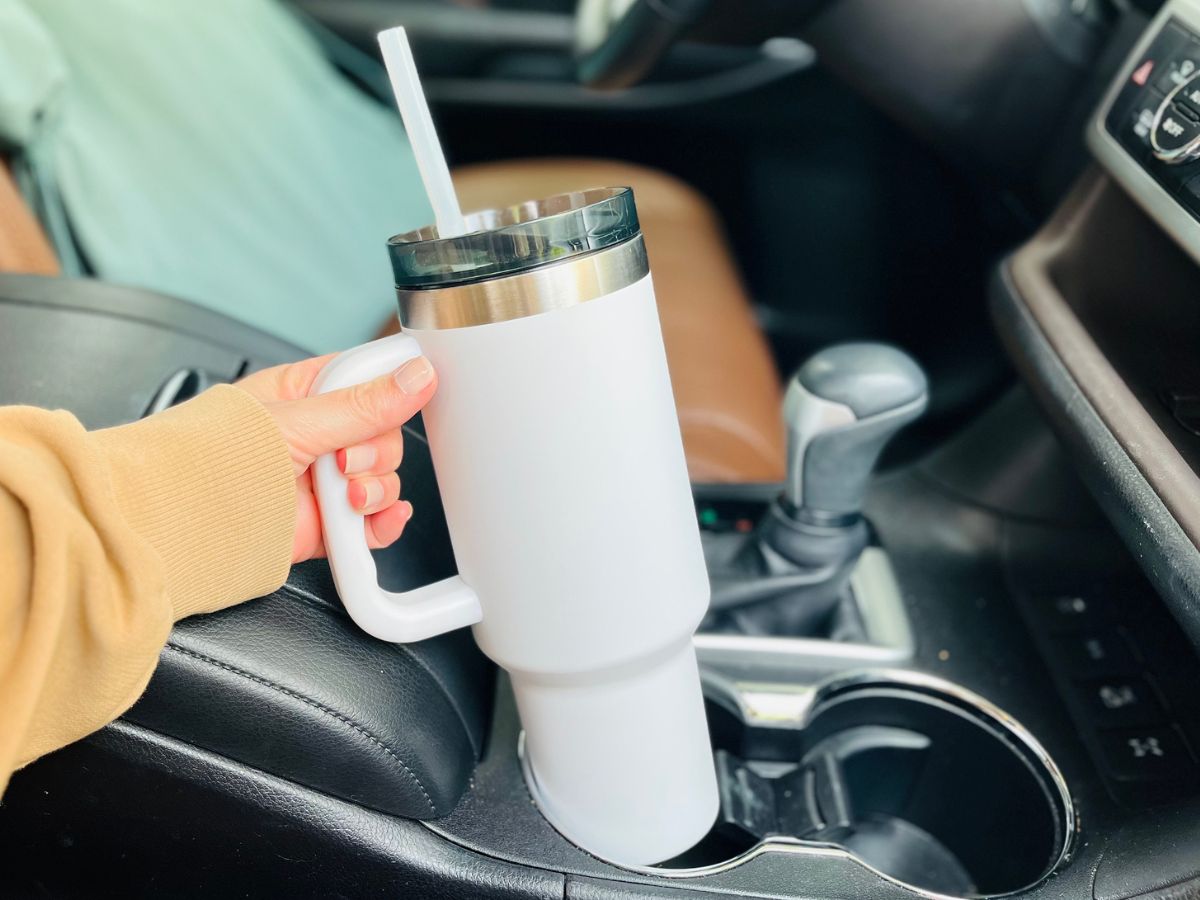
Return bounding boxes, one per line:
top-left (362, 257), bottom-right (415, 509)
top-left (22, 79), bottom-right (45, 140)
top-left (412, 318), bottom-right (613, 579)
top-left (518, 668), bottom-right (1075, 900)
top-left (1151, 71), bottom-right (1200, 163)
top-left (398, 235), bottom-right (648, 330)
top-left (694, 548), bottom-right (914, 676)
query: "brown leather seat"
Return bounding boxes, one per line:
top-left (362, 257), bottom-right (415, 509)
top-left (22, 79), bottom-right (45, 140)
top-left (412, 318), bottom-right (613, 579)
top-left (455, 158), bottom-right (785, 482)
top-left (1, 157), bottom-right (785, 482)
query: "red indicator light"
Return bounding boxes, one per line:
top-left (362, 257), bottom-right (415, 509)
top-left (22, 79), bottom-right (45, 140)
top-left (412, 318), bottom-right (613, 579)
top-left (1132, 59), bottom-right (1154, 86)
top-left (735, 518), bottom-right (753, 533)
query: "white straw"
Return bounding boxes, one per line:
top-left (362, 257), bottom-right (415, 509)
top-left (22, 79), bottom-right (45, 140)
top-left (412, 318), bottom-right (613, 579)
top-left (377, 27), bottom-right (468, 238)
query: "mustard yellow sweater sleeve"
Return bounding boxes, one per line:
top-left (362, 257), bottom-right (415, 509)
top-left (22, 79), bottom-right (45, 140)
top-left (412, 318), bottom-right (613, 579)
top-left (0, 385), bottom-right (295, 794)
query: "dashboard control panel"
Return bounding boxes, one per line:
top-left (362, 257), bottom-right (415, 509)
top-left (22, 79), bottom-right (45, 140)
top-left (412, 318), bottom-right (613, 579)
top-left (1105, 21), bottom-right (1200, 177)
top-left (1089, 0), bottom-right (1200, 264)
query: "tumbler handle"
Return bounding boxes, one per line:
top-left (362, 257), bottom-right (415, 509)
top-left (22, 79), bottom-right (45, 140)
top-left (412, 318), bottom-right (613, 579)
top-left (310, 333), bottom-right (482, 642)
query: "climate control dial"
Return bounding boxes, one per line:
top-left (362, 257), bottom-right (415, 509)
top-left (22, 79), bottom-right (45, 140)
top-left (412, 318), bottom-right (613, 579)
top-left (1153, 72), bottom-right (1200, 163)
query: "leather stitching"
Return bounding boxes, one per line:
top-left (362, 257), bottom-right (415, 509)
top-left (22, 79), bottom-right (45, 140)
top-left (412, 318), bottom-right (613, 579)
top-left (164, 642), bottom-right (438, 816)
top-left (276, 581), bottom-right (485, 759)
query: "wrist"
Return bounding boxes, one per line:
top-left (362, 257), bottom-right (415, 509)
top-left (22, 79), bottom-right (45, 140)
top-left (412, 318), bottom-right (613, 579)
top-left (92, 385), bottom-right (296, 619)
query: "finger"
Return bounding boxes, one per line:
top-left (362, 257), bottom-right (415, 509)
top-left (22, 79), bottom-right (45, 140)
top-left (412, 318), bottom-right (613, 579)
top-left (366, 500), bottom-right (414, 549)
top-left (336, 429), bottom-right (405, 477)
top-left (273, 356), bottom-right (436, 462)
top-left (236, 353), bottom-right (338, 403)
top-left (348, 472), bottom-right (401, 516)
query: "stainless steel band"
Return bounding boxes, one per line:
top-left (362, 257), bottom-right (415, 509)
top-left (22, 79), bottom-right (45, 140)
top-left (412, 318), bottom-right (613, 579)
top-left (397, 234), bottom-right (648, 330)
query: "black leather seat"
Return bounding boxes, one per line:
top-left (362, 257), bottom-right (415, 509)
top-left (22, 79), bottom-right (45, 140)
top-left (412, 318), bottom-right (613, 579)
top-left (125, 552), bottom-right (495, 820)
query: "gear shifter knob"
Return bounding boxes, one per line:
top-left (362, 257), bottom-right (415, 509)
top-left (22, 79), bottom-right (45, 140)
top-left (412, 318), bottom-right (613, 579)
top-left (784, 342), bottom-right (928, 523)
top-left (712, 343), bottom-right (927, 625)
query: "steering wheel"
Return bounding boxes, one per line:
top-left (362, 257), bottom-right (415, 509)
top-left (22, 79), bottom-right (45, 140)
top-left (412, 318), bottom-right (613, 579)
top-left (575, 0), bottom-right (711, 90)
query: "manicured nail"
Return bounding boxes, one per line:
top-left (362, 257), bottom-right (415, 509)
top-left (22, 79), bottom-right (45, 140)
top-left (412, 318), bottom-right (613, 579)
top-left (399, 500), bottom-right (414, 521)
top-left (356, 479), bottom-right (384, 510)
top-left (342, 444), bottom-right (377, 475)
top-left (395, 357), bottom-right (434, 395)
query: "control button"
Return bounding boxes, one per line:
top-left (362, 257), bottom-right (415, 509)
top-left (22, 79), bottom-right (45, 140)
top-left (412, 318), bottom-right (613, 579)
top-left (1130, 88), bottom-right (1166, 149)
top-left (1153, 42), bottom-right (1200, 94)
top-left (1131, 58), bottom-right (1155, 87)
top-left (1152, 102), bottom-right (1200, 160)
top-left (1179, 80), bottom-right (1200, 117)
top-left (1036, 593), bottom-right (1117, 632)
top-left (1097, 727), bottom-right (1197, 782)
top-left (1177, 99), bottom-right (1200, 125)
top-left (1053, 629), bottom-right (1138, 677)
top-left (1075, 675), bottom-right (1166, 729)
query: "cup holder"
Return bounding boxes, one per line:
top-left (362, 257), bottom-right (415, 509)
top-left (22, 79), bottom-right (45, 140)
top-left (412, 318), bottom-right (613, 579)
top-left (523, 670), bottom-right (1074, 899)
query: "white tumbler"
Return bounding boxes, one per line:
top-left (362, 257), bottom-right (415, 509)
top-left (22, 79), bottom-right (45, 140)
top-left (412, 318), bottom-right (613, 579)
top-left (310, 188), bottom-right (718, 866)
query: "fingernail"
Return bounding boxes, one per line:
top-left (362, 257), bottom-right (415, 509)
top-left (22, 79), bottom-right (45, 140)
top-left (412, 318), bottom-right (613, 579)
top-left (342, 444), bottom-right (377, 475)
top-left (357, 479), bottom-right (384, 510)
top-left (395, 357), bottom-right (434, 395)
top-left (399, 500), bottom-right (414, 521)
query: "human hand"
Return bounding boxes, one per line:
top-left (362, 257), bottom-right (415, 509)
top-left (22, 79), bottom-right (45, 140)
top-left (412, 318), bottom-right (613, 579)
top-left (236, 353), bottom-right (437, 563)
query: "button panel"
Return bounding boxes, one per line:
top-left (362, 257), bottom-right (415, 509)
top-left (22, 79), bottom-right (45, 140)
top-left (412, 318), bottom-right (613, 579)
top-left (1015, 570), bottom-right (1200, 808)
top-left (1105, 18), bottom-right (1200, 204)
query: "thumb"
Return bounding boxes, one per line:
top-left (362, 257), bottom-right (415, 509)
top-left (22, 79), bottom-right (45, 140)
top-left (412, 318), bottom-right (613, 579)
top-left (271, 356), bottom-right (437, 466)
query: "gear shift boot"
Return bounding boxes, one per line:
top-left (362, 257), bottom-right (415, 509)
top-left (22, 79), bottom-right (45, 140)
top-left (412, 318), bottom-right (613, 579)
top-left (704, 343), bottom-right (927, 637)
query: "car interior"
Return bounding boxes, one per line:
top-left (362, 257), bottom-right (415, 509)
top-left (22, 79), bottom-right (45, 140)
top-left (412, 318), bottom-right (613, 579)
top-left (4, 0), bottom-right (1200, 897)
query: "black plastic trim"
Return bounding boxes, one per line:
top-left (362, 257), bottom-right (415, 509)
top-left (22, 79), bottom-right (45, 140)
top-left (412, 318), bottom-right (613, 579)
top-left (0, 273), bottom-right (304, 360)
top-left (990, 261), bottom-right (1200, 648)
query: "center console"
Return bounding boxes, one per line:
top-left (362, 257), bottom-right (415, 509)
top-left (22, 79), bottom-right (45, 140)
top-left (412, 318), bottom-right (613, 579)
top-left (418, 375), bottom-right (1200, 899)
top-left (1017, 0), bottom-right (1200, 652)
top-left (9, 246), bottom-right (1200, 898)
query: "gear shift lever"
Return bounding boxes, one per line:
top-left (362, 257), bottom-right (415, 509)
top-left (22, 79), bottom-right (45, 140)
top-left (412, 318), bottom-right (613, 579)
top-left (783, 343), bottom-right (928, 525)
top-left (759, 342), bottom-right (927, 573)
top-left (708, 343), bottom-right (927, 628)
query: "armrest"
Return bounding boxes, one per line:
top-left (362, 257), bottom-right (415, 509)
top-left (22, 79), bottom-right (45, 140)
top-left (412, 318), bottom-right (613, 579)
top-left (126, 508), bottom-right (494, 819)
top-left (0, 274), bottom-right (494, 819)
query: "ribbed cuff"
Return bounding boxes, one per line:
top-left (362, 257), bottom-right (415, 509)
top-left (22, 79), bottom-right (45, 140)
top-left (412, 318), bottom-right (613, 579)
top-left (92, 385), bottom-right (295, 620)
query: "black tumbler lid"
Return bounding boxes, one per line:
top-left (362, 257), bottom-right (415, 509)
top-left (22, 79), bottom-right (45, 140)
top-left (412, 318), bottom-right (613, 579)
top-left (388, 186), bottom-right (639, 290)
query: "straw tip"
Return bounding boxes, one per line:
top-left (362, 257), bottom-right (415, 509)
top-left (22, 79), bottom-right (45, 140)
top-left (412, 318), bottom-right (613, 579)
top-left (377, 25), bottom-right (407, 46)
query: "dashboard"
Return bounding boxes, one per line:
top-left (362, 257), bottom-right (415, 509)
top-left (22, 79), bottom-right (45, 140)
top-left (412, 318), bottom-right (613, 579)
top-left (1090, 0), bottom-right (1200, 262)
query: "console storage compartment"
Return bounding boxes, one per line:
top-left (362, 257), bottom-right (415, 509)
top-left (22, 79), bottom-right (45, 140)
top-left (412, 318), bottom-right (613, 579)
top-left (992, 169), bottom-right (1200, 648)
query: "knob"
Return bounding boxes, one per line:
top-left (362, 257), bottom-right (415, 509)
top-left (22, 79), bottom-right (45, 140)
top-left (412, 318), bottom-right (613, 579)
top-left (783, 342), bottom-right (928, 524)
top-left (1152, 73), bottom-right (1200, 164)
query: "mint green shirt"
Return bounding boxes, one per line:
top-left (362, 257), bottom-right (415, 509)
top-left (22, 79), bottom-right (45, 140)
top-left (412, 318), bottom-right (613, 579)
top-left (0, 0), bottom-right (432, 353)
